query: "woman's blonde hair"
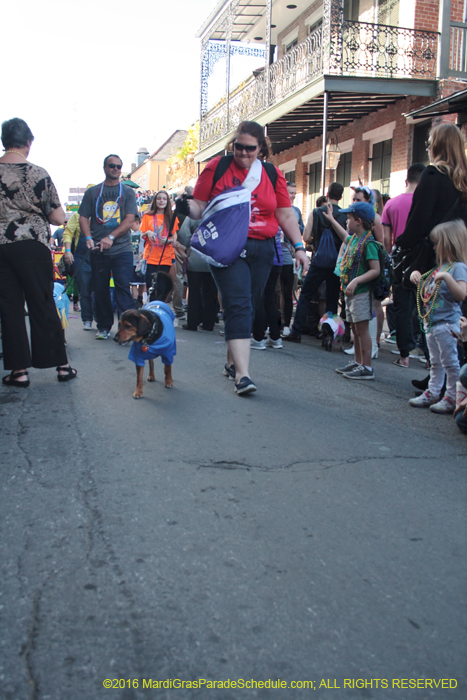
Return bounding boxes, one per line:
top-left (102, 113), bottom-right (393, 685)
top-left (429, 123), bottom-right (467, 198)
top-left (430, 219), bottom-right (467, 265)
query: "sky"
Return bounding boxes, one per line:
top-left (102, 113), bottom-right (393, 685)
top-left (2, 0), bottom-right (220, 204)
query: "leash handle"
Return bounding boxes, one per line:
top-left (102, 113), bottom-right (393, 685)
top-left (154, 212), bottom-right (177, 270)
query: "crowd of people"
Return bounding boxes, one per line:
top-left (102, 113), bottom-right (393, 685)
top-left (0, 117), bottom-right (466, 432)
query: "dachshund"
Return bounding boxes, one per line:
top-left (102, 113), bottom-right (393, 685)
top-left (114, 272), bottom-right (176, 399)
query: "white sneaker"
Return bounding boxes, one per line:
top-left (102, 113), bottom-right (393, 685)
top-left (266, 337), bottom-right (283, 349)
top-left (430, 396), bottom-right (455, 414)
top-left (250, 338), bottom-right (266, 350)
top-left (344, 345), bottom-right (355, 355)
top-left (409, 391), bottom-right (438, 408)
top-left (282, 327), bottom-right (291, 337)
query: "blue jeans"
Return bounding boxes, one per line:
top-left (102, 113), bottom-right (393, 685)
top-left (292, 261), bottom-right (341, 335)
top-left (210, 238), bottom-right (274, 341)
top-left (91, 251), bottom-right (135, 332)
top-left (73, 254), bottom-right (93, 323)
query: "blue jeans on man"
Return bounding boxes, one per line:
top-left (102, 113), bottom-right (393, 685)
top-left (91, 251), bottom-right (135, 332)
top-left (73, 253), bottom-right (93, 324)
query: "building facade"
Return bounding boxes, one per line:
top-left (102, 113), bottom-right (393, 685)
top-left (195, 0), bottom-right (467, 215)
top-left (130, 131), bottom-right (188, 192)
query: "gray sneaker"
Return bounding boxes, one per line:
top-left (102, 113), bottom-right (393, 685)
top-left (250, 338), bottom-right (266, 350)
top-left (266, 337), bottom-right (283, 349)
top-left (343, 366), bottom-right (375, 380)
top-left (83, 321), bottom-right (92, 331)
top-left (335, 361), bottom-right (360, 375)
top-left (95, 330), bottom-right (110, 340)
top-left (234, 376), bottom-right (257, 395)
top-left (223, 364), bottom-right (235, 380)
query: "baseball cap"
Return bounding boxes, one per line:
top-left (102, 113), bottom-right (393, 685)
top-left (339, 201), bottom-right (375, 222)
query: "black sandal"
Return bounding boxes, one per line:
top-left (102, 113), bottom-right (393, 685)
top-left (2, 370), bottom-right (30, 388)
top-left (56, 366), bottom-right (78, 382)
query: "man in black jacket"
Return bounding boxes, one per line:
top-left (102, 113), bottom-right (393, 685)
top-left (284, 182), bottom-right (347, 343)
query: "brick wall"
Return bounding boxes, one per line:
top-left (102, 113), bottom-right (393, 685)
top-left (413, 0), bottom-right (464, 30)
top-left (277, 1), bottom-right (321, 59)
top-left (414, 0), bottom-right (440, 31)
top-left (270, 95), bottom-right (439, 217)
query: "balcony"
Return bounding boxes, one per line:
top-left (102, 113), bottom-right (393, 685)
top-left (200, 20), bottom-right (438, 152)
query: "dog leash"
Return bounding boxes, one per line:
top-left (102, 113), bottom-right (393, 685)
top-left (147, 211), bottom-right (178, 294)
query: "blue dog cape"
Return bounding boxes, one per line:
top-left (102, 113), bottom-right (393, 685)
top-left (128, 301), bottom-right (176, 367)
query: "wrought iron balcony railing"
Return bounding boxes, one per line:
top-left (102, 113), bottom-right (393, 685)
top-left (342, 21), bottom-right (437, 78)
top-left (200, 20), bottom-right (438, 150)
top-left (450, 22), bottom-right (467, 75)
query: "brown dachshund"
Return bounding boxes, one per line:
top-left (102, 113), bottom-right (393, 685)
top-left (114, 272), bottom-right (176, 399)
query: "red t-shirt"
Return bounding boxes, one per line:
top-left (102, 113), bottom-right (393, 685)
top-left (193, 156), bottom-right (291, 240)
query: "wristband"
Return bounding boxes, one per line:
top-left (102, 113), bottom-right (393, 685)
top-left (85, 236), bottom-right (92, 241)
top-left (65, 249), bottom-right (71, 252)
top-left (294, 244), bottom-right (305, 252)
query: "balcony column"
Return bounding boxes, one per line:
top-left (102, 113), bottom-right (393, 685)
top-left (225, 7), bottom-right (233, 134)
top-left (200, 39), bottom-right (210, 122)
top-left (437, 0), bottom-right (451, 79)
top-left (264, 0), bottom-right (272, 109)
top-left (321, 91), bottom-right (329, 195)
top-left (322, 0), bottom-right (345, 74)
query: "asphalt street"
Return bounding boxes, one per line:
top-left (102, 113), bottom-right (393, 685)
top-left (1, 312), bottom-right (466, 700)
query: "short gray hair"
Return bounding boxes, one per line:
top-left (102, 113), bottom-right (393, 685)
top-left (1, 118), bottom-right (34, 149)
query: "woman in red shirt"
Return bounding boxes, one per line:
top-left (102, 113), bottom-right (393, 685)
top-left (188, 121), bottom-right (308, 395)
top-left (141, 190), bottom-right (178, 292)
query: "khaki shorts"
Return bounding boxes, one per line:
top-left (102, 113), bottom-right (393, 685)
top-left (345, 290), bottom-right (373, 324)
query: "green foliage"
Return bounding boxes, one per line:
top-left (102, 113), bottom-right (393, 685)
top-left (166, 123), bottom-right (199, 189)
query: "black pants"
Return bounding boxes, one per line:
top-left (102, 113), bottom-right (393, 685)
top-left (186, 270), bottom-right (218, 330)
top-left (0, 240), bottom-right (68, 370)
top-left (146, 264), bottom-right (171, 297)
top-left (292, 261), bottom-right (340, 335)
top-left (392, 282), bottom-right (417, 359)
top-left (280, 263), bottom-right (294, 328)
top-left (253, 264), bottom-right (282, 341)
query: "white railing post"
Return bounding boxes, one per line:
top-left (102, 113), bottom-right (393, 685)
top-left (265, 0), bottom-right (272, 110)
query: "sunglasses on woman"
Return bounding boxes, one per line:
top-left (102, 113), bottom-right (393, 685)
top-left (233, 142), bottom-right (258, 153)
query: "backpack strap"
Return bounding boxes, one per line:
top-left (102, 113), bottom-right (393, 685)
top-left (262, 161), bottom-right (277, 190)
top-left (212, 154), bottom-right (277, 190)
top-left (212, 155), bottom-right (234, 187)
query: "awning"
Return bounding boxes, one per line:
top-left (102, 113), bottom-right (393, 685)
top-left (268, 89), bottom-right (402, 154)
top-left (404, 86), bottom-right (467, 120)
top-left (266, 75), bottom-right (436, 155)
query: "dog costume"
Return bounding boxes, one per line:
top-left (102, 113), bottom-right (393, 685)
top-left (127, 301), bottom-right (176, 367)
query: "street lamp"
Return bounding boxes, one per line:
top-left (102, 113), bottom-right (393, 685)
top-left (326, 133), bottom-right (341, 170)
